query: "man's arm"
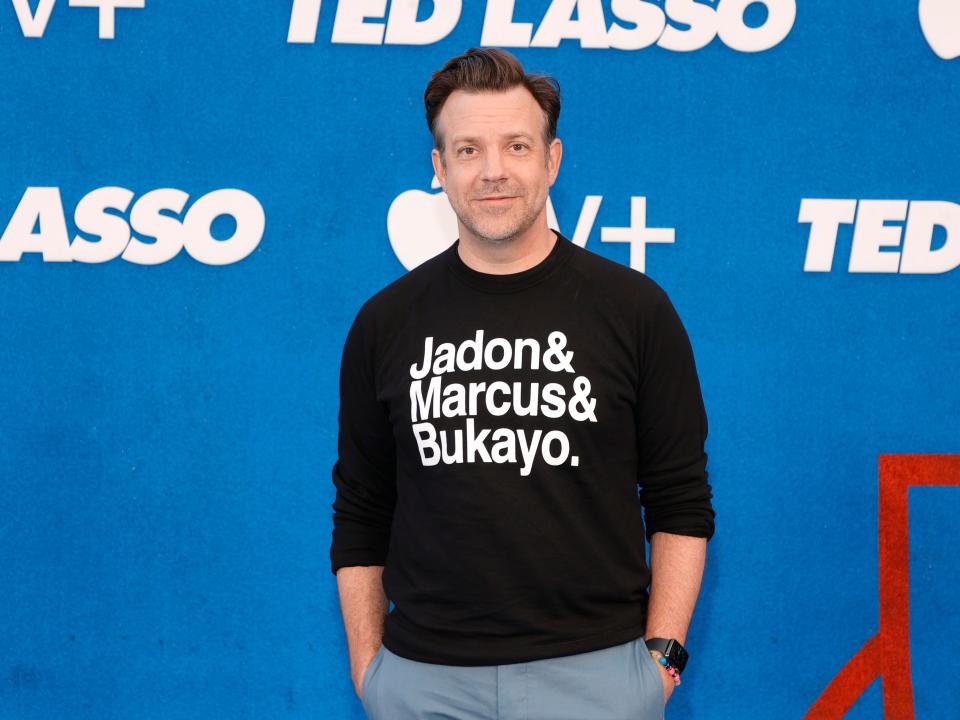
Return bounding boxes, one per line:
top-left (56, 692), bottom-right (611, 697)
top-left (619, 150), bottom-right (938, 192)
top-left (336, 565), bottom-right (389, 698)
top-left (633, 286), bottom-right (715, 703)
top-left (330, 306), bottom-right (398, 697)
top-left (645, 532), bottom-right (707, 703)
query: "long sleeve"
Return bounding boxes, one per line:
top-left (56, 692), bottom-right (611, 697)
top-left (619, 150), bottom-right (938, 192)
top-left (635, 288), bottom-right (715, 541)
top-left (329, 306), bottom-right (398, 575)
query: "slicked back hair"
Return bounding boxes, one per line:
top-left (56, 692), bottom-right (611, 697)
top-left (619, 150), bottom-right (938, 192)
top-left (424, 48), bottom-right (561, 156)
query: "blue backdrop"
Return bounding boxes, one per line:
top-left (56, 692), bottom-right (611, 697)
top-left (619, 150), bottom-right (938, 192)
top-left (2, 1), bottom-right (958, 718)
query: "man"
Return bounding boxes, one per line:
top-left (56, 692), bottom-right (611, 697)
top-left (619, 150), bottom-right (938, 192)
top-left (331, 48), bottom-right (714, 720)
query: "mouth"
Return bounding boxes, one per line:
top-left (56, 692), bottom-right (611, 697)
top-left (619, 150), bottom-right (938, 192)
top-left (475, 196), bottom-right (517, 203)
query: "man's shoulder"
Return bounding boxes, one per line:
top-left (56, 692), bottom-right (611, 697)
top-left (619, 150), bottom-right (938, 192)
top-left (565, 239), bottom-right (671, 308)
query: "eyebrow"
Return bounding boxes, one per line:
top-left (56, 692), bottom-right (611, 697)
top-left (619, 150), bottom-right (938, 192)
top-left (450, 132), bottom-right (537, 145)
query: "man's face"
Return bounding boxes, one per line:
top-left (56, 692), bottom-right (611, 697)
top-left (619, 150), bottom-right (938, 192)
top-left (431, 86), bottom-right (562, 245)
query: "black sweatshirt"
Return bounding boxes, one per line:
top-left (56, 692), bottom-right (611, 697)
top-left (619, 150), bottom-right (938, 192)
top-left (330, 230), bottom-right (715, 666)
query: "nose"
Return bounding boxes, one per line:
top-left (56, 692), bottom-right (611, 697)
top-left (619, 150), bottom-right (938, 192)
top-left (480, 148), bottom-right (508, 184)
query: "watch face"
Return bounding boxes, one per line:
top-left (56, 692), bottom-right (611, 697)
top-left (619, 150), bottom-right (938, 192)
top-left (666, 640), bottom-right (689, 673)
top-left (645, 637), bottom-right (689, 673)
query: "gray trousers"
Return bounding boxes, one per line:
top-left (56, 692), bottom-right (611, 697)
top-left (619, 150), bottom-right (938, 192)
top-left (360, 635), bottom-right (666, 720)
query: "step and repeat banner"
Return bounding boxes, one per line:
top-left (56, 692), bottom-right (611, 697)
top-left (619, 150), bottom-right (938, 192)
top-left (1, 1), bottom-right (958, 718)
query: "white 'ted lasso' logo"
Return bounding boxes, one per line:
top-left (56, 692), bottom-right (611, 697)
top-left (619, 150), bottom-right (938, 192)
top-left (0, 187), bottom-right (265, 266)
top-left (798, 199), bottom-right (960, 274)
top-left (288, 0), bottom-right (797, 52)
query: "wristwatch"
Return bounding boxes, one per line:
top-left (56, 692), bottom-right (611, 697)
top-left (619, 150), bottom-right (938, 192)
top-left (644, 637), bottom-right (688, 674)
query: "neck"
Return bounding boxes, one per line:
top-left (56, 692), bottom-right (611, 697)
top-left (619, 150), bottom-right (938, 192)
top-left (456, 215), bottom-right (557, 275)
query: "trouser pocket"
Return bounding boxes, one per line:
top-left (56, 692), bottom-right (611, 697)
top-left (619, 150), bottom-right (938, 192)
top-left (360, 644), bottom-right (386, 714)
top-left (635, 637), bottom-right (667, 719)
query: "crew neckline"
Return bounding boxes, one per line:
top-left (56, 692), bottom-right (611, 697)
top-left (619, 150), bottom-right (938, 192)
top-left (444, 230), bottom-right (574, 294)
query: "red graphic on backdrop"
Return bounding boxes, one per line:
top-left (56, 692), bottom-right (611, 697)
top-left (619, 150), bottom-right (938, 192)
top-left (804, 454), bottom-right (960, 719)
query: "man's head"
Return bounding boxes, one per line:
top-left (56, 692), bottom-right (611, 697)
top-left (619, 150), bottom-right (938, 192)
top-left (424, 48), bottom-right (562, 246)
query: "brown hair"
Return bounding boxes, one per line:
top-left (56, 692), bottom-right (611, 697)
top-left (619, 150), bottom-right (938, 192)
top-left (424, 48), bottom-right (560, 154)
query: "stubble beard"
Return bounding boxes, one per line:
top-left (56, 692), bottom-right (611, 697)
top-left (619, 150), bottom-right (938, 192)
top-left (451, 186), bottom-right (546, 246)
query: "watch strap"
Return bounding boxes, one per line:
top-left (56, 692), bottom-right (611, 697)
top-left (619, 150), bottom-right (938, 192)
top-left (644, 637), bottom-right (689, 674)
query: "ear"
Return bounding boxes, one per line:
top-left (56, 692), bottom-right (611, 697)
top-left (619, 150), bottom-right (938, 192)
top-left (547, 138), bottom-right (562, 187)
top-left (431, 148), bottom-right (445, 189)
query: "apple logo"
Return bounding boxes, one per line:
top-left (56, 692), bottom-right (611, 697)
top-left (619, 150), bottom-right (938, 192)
top-left (387, 176), bottom-right (561, 270)
top-left (919, 0), bottom-right (960, 59)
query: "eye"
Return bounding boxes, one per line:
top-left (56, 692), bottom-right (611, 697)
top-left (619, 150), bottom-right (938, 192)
top-left (458, 146), bottom-right (476, 156)
top-left (510, 143), bottom-right (528, 152)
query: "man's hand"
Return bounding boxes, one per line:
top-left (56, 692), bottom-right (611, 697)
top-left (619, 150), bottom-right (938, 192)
top-left (655, 658), bottom-right (676, 705)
